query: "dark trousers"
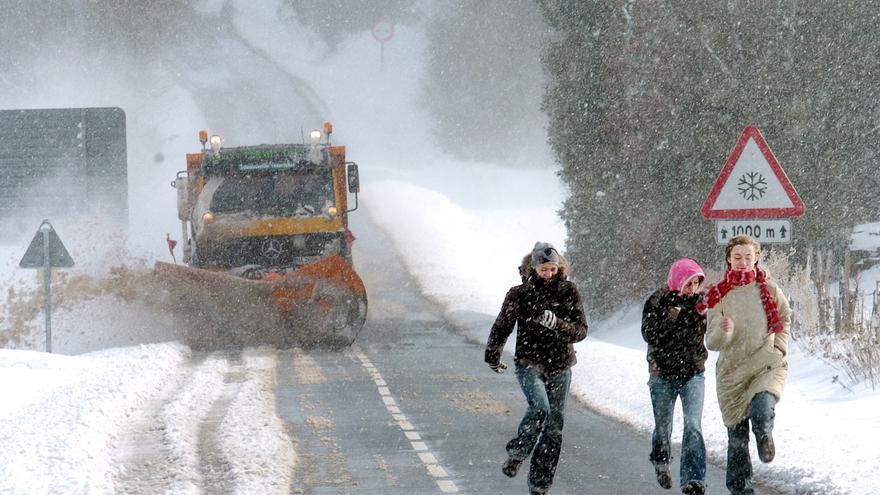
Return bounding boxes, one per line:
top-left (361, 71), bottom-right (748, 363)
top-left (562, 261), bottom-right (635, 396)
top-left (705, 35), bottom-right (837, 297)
top-left (726, 391), bottom-right (777, 494)
top-left (507, 366), bottom-right (572, 493)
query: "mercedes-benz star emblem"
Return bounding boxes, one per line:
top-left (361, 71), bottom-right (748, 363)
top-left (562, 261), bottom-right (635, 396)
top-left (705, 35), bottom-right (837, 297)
top-left (261, 238), bottom-right (283, 260)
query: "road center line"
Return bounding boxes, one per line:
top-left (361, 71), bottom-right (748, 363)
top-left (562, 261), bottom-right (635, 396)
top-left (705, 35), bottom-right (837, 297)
top-left (352, 347), bottom-right (460, 494)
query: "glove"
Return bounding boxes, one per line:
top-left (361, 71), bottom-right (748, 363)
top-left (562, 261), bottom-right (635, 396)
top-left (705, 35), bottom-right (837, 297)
top-left (536, 310), bottom-right (558, 330)
top-left (489, 361), bottom-right (508, 373)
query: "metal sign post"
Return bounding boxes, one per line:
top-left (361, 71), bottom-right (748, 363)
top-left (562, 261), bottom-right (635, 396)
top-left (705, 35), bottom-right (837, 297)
top-left (40, 222), bottom-right (52, 352)
top-left (19, 219), bottom-right (75, 353)
top-left (371, 19), bottom-right (395, 72)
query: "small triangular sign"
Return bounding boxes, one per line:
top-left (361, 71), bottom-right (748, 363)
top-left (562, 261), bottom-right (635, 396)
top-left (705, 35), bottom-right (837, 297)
top-left (19, 220), bottom-right (75, 269)
top-left (701, 125), bottom-right (805, 219)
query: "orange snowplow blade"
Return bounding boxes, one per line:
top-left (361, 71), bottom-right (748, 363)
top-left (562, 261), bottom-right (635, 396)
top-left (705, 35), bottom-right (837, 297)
top-left (154, 255), bottom-right (367, 349)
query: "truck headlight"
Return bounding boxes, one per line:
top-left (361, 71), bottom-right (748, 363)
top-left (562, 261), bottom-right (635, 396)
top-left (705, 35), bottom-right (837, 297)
top-left (309, 129), bottom-right (322, 144)
top-left (203, 211), bottom-right (215, 223)
top-left (327, 206), bottom-right (338, 217)
top-left (209, 135), bottom-right (222, 154)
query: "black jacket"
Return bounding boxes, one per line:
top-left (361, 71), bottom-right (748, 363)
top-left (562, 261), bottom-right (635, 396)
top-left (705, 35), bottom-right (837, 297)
top-left (641, 288), bottom-right (708, 379)
top-left (485, 274), bottom-right (588, 375)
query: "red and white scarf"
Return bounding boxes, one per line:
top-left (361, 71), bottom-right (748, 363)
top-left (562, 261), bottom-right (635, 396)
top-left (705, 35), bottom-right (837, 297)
top-left (696, 268), bottom-right (783, 334)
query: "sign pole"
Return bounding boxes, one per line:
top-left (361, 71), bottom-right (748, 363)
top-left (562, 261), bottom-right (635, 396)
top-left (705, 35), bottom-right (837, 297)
top-left (19, 219), bottom-right (76, 353)
top-left (371, 19), bottom-right (394, 73)
top-left (40, 222), bottom-right (52, 353)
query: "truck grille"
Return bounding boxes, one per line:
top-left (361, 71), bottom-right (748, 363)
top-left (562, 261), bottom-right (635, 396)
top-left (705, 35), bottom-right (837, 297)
top-left (194, 232), bottom-right (344, 269)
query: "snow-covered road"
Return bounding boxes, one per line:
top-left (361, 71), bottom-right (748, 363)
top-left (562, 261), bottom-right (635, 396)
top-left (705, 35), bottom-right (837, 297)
top-left (0, 345), bottom-right (294, 494)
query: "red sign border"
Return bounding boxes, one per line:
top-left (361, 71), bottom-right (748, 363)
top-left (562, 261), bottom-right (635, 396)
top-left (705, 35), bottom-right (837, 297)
top-left (701, 124), bottom-right (805, 219)
top-left (371, 19), bottom-right (395, 43)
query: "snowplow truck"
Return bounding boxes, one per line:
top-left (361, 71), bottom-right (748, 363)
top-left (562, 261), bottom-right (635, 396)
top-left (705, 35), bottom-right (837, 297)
top-left (155, 123), bottom-right (367, 348)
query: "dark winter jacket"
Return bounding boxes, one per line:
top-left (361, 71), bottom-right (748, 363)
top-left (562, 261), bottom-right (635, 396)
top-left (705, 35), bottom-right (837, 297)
top-left (485, 271), bottom-right (588, 376)
top-left (641, 288), bottom-right (708, 379)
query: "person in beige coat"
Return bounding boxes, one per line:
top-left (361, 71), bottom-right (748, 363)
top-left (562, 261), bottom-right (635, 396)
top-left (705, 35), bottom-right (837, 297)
top-left (698, 235), bottom-right (791, 495)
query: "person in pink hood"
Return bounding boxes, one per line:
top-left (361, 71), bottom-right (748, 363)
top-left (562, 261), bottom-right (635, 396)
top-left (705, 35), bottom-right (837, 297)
top-left (641, 258), bottom-right (708, 494)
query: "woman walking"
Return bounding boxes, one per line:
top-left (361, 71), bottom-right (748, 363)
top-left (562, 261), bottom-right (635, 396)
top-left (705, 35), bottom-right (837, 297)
top-left (485, 242), bottom-right (588, 495)
top-left (699, 235), bottom-right (791, 495)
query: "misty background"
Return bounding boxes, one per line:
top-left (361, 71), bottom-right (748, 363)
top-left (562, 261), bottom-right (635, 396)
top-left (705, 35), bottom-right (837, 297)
top-left (1, 0), bottom-right (877, 318)
top-left (0, 0), bottom-right (552, 271)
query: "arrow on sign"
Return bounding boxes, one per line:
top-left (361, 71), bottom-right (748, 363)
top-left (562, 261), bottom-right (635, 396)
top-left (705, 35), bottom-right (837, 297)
top-left (714, 219), bottom-right (792, 245)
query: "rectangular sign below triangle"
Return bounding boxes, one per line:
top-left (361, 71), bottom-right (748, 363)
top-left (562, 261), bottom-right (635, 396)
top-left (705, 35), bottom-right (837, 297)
top-left (701, 125), bottom-right (805, 219)
top-left (715, 219), bottom-right (791, 245)
top-left (19, 220), bottom-right (75, 269)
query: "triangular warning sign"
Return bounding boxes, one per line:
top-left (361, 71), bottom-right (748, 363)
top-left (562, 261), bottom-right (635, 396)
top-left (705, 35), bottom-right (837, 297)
top-left (701, 125), bottom-right (805, 219)
top-left (19, 220), bottom-right (75, 268)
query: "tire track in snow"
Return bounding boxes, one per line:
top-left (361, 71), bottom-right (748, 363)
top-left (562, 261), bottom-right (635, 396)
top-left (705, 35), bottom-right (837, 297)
top-left (196, 355), bottom-right (242, 494)
top-left (217, 349), bottom-right (296, 494)
top-left (112, 354), bottom-right (229, 493)
top-left (111, 364), bottom-right (194, 494)
top-left (111, 349), bottom-right (295, 494)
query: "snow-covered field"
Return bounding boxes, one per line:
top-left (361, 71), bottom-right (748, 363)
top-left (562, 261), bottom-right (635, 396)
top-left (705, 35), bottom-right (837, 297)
top-left (0, 2), bottom-right (878, 494)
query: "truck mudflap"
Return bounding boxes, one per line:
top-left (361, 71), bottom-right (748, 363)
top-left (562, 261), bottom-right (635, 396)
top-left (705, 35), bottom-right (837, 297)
top-left (154, 255), bottom-right (367, 349)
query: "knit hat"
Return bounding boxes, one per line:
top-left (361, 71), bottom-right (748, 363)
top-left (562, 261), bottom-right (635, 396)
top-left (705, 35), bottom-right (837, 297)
top-left (666, 258), bottom-right (705, 293)
top-left (530, 242), bottom-right (560, 267)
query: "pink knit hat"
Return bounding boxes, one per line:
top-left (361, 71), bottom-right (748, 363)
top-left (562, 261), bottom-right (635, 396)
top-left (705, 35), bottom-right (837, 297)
top-left (666, 258), bottom-right (705, 293)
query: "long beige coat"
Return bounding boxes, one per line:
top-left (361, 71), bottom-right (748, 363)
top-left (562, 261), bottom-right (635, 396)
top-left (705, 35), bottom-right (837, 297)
top-left (705, 274), bottom-right (792, 427)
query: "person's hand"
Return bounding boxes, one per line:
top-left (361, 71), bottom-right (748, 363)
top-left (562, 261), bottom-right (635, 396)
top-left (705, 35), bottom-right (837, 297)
top-left (721, 317), bottom-right (734, 333)
top-left (488, 361), bottom-right (507, 373)
top-left (536, 310), bottom-right (558, 330)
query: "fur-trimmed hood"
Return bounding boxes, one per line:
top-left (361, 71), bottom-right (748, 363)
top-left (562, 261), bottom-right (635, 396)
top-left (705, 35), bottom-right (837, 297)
top-left (518, 252), bottom-right (570, 283)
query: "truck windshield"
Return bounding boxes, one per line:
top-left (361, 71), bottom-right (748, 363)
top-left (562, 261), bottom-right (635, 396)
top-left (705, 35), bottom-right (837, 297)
top-left (210, 169), bottom-right (334, 216)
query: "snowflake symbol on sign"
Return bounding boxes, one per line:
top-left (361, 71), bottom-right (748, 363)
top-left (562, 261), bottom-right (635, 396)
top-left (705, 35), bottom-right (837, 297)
top-left (737, 171), bottom-right (768, 201)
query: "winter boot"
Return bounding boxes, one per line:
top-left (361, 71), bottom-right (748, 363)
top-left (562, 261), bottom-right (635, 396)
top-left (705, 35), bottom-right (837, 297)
top-left (502, 457), bottom-right (522, 478)
top-left (654, 464), bottom-right (672, 489)
top-left (681, 480), bottom-right (706, 494)
top-left (757, 432), bottom-right (775, 463)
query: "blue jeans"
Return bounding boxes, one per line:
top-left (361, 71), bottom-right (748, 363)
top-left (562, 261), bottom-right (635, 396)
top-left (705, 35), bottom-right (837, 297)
top-left (726, 391), bottom-right (777, 494)
top-left (648, 373), bottom-right (706, 488)
top-left (507, 366), bottom-right (571, 492)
